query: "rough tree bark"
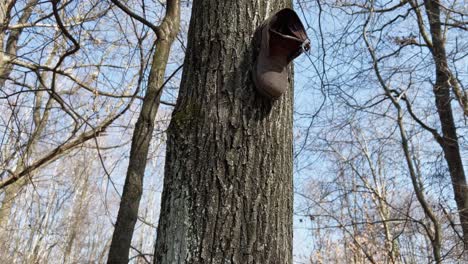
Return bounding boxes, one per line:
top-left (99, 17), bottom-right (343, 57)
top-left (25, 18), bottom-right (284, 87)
top-left (154, 0), bottom-right (294, 263)
top-left (107, 1), bottom-right (180, 263)
top-left (423, 0), bottom-right (468, 249)
top-left (0, 0), bottom-right (38, 89)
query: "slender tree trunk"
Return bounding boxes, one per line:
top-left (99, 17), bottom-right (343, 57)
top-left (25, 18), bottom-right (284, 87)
top-left (154, 0), bottom-right (294, 263)
top-left (0, 0), bottom-right (37, 89)
top-left (0, 177), bottom-right (26, 259)
top-left (363, 7), bottom-right (442, 260)
top-left (107, 1), bottom-right (180, 263)
top-left (0, 99), bottom-right (52, 244)
top-left (424, 0), bottom-right (468, 249)
top-left (0, 0), bottom-right (15, 87)
top-left (0, 85), bottom-right (53, 233)
top-left (0, 0), bottom-right (39, 231)
top-left (63, 165), bottom-right (91, 263)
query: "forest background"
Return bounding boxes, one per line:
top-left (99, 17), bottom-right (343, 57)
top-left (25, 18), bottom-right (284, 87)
top-left (0, 0), bottom-right (466, 263)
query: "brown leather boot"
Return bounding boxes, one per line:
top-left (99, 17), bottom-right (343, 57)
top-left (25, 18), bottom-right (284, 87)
top-left (253, 8), bottom-right (310, 99)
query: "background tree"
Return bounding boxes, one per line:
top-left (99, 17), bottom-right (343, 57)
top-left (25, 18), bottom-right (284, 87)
top-left (293, 0), bottom-right (467, 262)
top-left (107, 0), bottom-right (180, 262)
top-left (0, 0), bottom-right (134, 226)
top-left (0, 0), bottom-right (179, 261)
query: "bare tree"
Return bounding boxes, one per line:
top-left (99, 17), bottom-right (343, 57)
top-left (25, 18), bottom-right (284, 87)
top-left (419, 0), bottom-right (468, 248)
top-left (107, 0), bottom-right (181, 263)
top-left (0, 0), bottom-right (168, 261)
top-left (154, 0), bottom-right (296, 262)
top-left (292, 0), bottom-right (467, 261)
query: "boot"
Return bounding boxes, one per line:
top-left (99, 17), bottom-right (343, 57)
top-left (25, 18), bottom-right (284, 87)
top-left (253, 8), bottom-right (310, 99)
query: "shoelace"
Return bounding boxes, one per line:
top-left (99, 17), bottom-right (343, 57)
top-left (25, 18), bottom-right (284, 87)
top-left (301, 39), bottom-right (311, 54)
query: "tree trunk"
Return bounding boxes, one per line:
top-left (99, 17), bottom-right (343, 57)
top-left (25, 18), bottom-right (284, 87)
top-left (154, 0), bottom-right (294, 263)
top-left (107, 1), bottom-right (180, 263)
top-left (0, 0), bottom-right (37, 89)
top-left (424, 0), bottom-right (468, 249)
